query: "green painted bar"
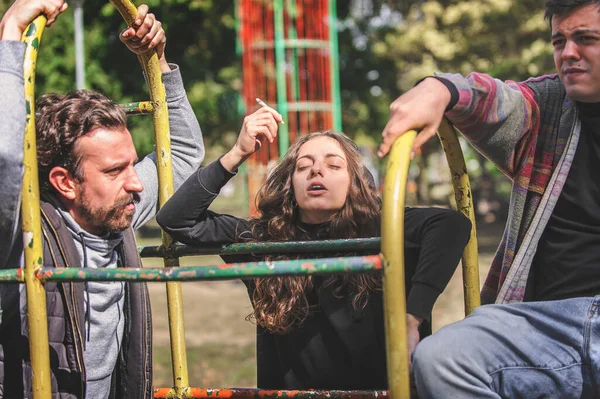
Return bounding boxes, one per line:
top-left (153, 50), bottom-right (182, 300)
top-left (287, 101), bottom-right (333, 112)
top-left (250, 38), bottom-right (329, 50)
top-left (328, 0), bottom-right (342, 131)
top-left (234, 0), bottom-right (242, 56)
top-left (138, 238), bottom-right (381, 258)
top-left (274, 0), bottom-right (290, 154)
top-left (288, 2), bottom-right (300, 109)
top-left (118, 101), bottom-right (154, 115)
top-left (38, 255), bottom-right (382, 282)
top-left (0, 269), bottom-right (22, 283)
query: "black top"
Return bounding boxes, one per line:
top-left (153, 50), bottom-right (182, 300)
top-left (530, 102), bottom-right (600, 301)
top-left (156, 159), bottom-right (471, 389)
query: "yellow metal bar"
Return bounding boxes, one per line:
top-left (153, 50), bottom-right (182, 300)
top-left (21, 16), bottom-right (52, 399)
top-left (381, 131), bottom-right (416, 399)
top-left (110, 1), bottom-right (189, 395)
top-left (437, 118), bottom-right (480, 315)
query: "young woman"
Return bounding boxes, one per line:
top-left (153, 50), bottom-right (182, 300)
top-left (156, 106), bottom-right (471, 390)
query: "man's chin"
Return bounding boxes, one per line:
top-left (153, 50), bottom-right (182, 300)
top-left (105, 215), bottom-right (134, 234)
top-left (565, 86), bottom-right (600, 103)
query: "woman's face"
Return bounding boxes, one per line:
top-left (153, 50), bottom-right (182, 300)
top-left (292, 136), bottom-right (351, 224)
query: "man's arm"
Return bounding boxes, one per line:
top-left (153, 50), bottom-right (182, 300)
top-left (116, 6), bottom-right (205, 230)
top-left (132, 64), bottom-right (205, 229)
top-left (0, 41), bottom-right (26, 269)
top-left (379, 73), bottom-right (541, 179)
top-left (435, 72), bottom-right (541, 178)
top-left (0, 0), bottom-right (67, 269)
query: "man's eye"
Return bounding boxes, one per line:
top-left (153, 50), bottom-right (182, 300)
top-left (106, 168), bottom-right (122, 176)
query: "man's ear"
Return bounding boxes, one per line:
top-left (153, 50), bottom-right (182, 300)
top-left (48, 167), bottom-right (78, 200)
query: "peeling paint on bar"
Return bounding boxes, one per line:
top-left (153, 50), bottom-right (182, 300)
top-left (0, 269), bottom-right (22, 283)
top-left (37, 255), bottom-right (383, 282)
top-left (118, 101), bottom-right (154, 115)
top-left (153, 387), bottom-right (389, 399)
top-left (138, 238), bottom-right (381, 259)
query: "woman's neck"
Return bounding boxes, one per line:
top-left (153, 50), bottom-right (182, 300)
top-left (298, 209), bottom-right (335, 224)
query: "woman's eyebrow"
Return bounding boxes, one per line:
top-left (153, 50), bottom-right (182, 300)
top-left (297, 153), bottom-right (345, 161)
top-left (325, 153), bottom-right (346, 161)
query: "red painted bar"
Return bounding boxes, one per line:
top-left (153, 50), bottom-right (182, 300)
top-left (154, 387), bottom-right (389, 399)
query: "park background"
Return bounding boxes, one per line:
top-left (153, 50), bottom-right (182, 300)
top-left (1, 0), bottom-right (556, 388)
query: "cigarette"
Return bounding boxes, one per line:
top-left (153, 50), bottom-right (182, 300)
top-left (255, 97), bottom-right (268, 108)
top-left (256, 98), bottom-right (285, 124)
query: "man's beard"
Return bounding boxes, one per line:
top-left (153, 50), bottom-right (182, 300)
top-left (77, 191), bottom-right (140, 235)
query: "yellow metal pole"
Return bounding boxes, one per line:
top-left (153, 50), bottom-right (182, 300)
top-left (21, 16), bottom-right (52, 399)
top-left (110, 1), bottom-right (189, 396)
top-left (381, 131), bottom-right (416, 399)
top-left (437, 118), bottom-right (480, 315)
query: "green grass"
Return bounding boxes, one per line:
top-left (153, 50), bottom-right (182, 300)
top-left (137, 182), bottom-right (257, 389)
top-left (153, 342), bottom-right (256, 388)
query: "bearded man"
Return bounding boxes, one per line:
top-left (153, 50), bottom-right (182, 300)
top-left (0, 1), bottom-right (204, 397)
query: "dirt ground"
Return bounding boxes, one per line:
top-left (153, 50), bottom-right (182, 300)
top-left (143, 223), bottom-right (501, 388)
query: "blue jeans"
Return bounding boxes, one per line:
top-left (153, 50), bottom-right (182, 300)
top-left (412, 297), bottom-right (600, 398)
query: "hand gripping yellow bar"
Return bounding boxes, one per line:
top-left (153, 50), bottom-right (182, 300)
top-left (21, 15), bottom-right (52, 399)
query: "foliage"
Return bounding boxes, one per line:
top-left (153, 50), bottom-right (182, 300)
top-left (1, 0), bottom-right (241, 156)
top-left (2, 0), bottom-right (556, 208)
top-left (382, 0), bottom-right (555, 91)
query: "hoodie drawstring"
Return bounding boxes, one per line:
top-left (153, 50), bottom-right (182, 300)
top-left (78, 232), bottom-right (92, 351)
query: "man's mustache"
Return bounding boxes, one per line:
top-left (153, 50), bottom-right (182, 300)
top-left (114, 192), bottom-right (141, 208)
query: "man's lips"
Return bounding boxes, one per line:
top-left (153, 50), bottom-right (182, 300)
top-left (563, 67), bottom-right (586, 75)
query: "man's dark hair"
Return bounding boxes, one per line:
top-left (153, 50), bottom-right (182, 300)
top-left (36, 90), bottom-right (127, 194)
top-left (545, 0), bottom-right (600, 21)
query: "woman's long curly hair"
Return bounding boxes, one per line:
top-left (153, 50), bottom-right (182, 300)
top-left (246, 131), bottom-right (382, 334)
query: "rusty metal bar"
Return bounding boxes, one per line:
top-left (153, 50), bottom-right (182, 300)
top-left (153, 387), bottom-right (388, 399)
top-left (118, 100), bottom-right (154, 115)
top-left (21, 16), bottom-right (52, 399)
top-left (110, 0), bottom-right (189, 394)
top-left (37, 255), bottom-right (383, 282)
top-left (138, 238), bottom-right (380, 258)
top-left (437, 118), bottom-right (480, 315)
top-left (381, 132), bottom-right (416, 399)
top-left (0, 268), bottom-right (22, 283)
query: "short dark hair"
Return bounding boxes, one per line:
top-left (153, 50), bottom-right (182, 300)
top-left (36, 90), bottom-right (127, 194)
top-left (545, 0), bottom-right (600, 22)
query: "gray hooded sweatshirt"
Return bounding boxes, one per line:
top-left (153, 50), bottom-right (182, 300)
top-left (1, 40), bottom-right (205, 398)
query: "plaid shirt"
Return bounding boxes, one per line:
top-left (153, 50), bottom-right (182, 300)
top-left (437, 72), bottom-right (581, 304)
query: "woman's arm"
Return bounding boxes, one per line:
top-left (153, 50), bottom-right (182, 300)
top-left (156, 159), bottom-right (248, 245)
top-left (402, 207), bottom-right (471, 356)
top-left (157, 103), bottom-right (283, 245)
top-left (403, 207), bottom-right (472, 322)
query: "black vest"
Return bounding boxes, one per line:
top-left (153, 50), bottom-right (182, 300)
top-left (0, 201), bottom-right (152, 398)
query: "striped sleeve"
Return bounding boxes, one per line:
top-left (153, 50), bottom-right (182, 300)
top-left (435, 72), bottom-right (541, 179)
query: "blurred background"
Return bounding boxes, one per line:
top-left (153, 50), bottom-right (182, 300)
top-left (1, 0), bottom-right (557, 389)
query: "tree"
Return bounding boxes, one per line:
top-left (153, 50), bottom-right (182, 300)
top-left (381, 0), bottom-right (554, 91)
top-left (380, 0), bottom-right (554, 210)
top-left (1, 1), bottom-right (242, 157)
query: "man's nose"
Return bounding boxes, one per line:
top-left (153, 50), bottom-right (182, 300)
top-left (562, 40), bottom-right (581, 61)
top-left (125, 168), bottom-right (144, 193)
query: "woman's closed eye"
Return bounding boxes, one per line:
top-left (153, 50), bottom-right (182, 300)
top-left (296, 161), bottom-right (313, 171)
top-left (327, 161), bottom-right (345, 170)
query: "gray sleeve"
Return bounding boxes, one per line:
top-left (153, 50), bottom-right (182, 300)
top-left (0, 41), bottom-right (26, 270)
top-left (132, 64), bottom-right (205, 230)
